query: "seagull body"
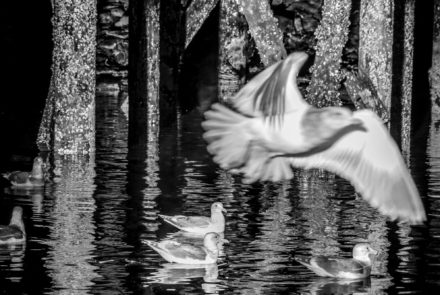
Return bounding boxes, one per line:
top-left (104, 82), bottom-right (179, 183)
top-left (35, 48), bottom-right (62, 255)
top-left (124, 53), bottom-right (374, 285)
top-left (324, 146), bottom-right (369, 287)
top-left (201, 52), bottom-right (426, 224)
top-left (0, 206), bottom-right (26, 244)
top-left (144, 232), bottom-right (221, 264)
top-left (159, 202), bottom-right (227, 234)
top-left (2, 157), bottom-right (44, 188)
top-left (295, 243), bottom-right (377, 279)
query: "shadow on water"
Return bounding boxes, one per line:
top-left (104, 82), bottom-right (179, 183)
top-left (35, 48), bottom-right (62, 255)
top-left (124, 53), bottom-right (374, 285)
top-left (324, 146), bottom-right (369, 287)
top-left (1, 91), bottom-right (440, 294)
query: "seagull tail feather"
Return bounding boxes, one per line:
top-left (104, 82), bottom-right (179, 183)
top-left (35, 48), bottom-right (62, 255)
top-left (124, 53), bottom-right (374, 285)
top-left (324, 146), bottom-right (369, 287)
top-left (202, 103), bottom-right (253, 170)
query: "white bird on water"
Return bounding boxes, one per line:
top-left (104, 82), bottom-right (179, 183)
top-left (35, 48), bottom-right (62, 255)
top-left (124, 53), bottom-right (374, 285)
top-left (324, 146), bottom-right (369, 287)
top-left (201, 52), bottom-right (426, 224)
top-left (144, 232), bottom-right (222, 264)
top-left (295, 243), bottom-right (378, 279)
top-left (158, 202), bottom-right (227, 234)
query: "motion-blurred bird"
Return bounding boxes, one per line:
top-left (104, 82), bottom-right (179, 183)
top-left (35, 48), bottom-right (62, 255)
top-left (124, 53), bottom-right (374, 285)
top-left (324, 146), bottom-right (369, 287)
top-left (295, 243), bottom-right (377, 279)
top-left (0, 206), bottom-right (26, 244)
top-left (201, 52), bottom-right (426, 224)
top-left (144, 232), bottom-right (222, 264)
top-left (2, 156), bottom-right (45, 187)
top-left (159, 202), bottom-right (227, 234)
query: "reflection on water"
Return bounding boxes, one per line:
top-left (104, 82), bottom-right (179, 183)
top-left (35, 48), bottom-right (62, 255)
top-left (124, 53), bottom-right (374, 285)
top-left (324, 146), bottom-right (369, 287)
top-left (43, 156), bottom-right (98, 294)
top-left (0, 94), bottom-right (440, 294)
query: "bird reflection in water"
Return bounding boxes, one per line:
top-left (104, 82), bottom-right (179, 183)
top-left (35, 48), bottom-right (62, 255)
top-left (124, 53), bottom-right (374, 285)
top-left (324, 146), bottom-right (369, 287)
top-left (147, 263), bottom-right (223, 294)
top-left (3, 187), bottom-right (44, 214)
top-left (0, 243), bottom-right (26, 283)
top-left (302, 277), bottom-right (371, 295)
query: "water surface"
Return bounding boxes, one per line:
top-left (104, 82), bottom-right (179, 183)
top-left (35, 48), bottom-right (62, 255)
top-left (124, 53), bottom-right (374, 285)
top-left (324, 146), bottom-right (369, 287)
top-left (0, 95), bottom-right (439, 294)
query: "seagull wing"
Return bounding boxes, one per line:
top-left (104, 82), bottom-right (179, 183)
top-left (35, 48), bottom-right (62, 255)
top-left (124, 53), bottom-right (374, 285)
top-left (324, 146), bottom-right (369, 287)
top-left (310, 257), bottom-right (366, 277)
top-left (233, 52), bottom-right (310, 121)
top-left (288, 109), bottom-right (426, 224)
top-left (178, 216), bottom-right (211, 228)
top-left (166, 243), bottom-right (207, 260)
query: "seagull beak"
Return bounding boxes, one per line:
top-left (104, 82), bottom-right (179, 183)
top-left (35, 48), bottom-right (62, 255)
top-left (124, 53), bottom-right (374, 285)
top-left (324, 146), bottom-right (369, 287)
top-left (221, 207), bottom-right (227, 214)
top-left (369, 248), bottom-right (378, 255)
top-left (221, 238), bottom-right (230, 244)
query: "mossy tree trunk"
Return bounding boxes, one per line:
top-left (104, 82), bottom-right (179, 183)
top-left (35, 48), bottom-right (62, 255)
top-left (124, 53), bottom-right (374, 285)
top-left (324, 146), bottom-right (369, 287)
top-left (38, 0), bottom-right (96, 155)
top-left (306, 0), bottom-right (352, 107)
top-left (430, 0), bottom-right (440, 117)
top-left (358, 0), bottom-right (393, 112)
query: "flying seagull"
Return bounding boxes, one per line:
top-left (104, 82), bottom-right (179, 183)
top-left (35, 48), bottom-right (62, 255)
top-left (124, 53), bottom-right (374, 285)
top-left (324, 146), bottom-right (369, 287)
top-left (201, 52), bottom-right (426, 224)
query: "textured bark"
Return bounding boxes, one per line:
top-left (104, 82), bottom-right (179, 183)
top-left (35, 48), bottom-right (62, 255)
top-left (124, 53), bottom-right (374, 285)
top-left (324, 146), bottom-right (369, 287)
top-left (343, 69), bottom-right (390, 123)
top-left (238, 0), bottom-right (286, 66)
top-left (38, 0), bottom-right (96, 155)
top-left (430, 0), bottom-right (440, 116)
top-left (186, 0), bottom-right (219, 48)
top-left (306, 0), bottom-right (351, 107)
top-left (218, 0), bottom-right (248, 103)
top-left (358, 0), bottom-right (393, 111)
top-left (399, 0), bottom-right (415, 158)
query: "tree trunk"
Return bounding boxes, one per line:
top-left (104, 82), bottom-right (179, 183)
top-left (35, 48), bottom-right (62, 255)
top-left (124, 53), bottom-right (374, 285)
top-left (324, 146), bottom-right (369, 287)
top-left (306, 0), bottom-right (352, 107)
top-left (37, 0), bottom-right (96, 155)
top-left (358, 0), bottom-right (393, 112)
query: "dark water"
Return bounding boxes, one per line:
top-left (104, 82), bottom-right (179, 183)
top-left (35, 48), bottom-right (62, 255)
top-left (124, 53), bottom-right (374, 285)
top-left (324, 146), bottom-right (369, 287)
top-left (1, 95), bottom-right (439, 294)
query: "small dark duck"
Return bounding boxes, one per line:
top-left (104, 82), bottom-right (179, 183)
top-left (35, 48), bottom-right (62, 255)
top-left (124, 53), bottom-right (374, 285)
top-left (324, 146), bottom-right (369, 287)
top-left (0, 206), bottom-right (26, 244)
top-left (2, 156), bottom-right (44, 187)
top-left (201, 52), bottom-right (426, 224)
top-left (295, 243), bottom-right (378, 279)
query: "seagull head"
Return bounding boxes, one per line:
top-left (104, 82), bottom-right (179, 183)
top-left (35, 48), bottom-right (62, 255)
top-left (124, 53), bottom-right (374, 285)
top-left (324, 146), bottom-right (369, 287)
top-left (211, 202), bottom-right (227, 214)
top-left (204, 232), bottom-right (222, 252)
top-left (352, 243), bottom-right (378, 263)
top-left (32, 156), bottom-right (45, 178)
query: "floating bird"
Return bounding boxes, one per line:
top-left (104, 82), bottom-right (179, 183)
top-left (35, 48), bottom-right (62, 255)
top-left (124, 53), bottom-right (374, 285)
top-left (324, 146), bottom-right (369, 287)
top-left (295, 243), bottom-right (377, 279)
top-left (144, 232), bottom-right (222, 264)
top-left (201, 52), bottom-right (426, 224)
top-left (0, 206), bottom-right (26, 244)
top-left (159, 202), bottom-right (227, 234)
top-left (2, 156), bottom-right (45, 187)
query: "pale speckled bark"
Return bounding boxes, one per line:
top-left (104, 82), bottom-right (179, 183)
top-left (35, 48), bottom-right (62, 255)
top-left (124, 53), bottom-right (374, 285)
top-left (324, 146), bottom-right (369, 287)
top-left (38, 0), bottom-right (96, 155)
top-left (186, 0), bottom-right (219, 48)
top-left (400, 1), bottom-right (415, 160)
top-left (358, 0), bottom-right (393, 111)
top-left (238, 0), bottom-right (286, 66)
top-left (430, 0), bottom-right (440, 116)
top-left (218, 0), bottom-right (247, 103)
top-left (306, 0), bottom-right (351, 107)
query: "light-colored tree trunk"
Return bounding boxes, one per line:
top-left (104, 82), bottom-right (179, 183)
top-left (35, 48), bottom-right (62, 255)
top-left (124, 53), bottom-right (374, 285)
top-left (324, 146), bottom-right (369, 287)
top-left (358, 0), bottom-right (393, 112)
top-left (238, 0), bottom-right (286, 67)
top-left (186, 0), bottom-right (219, 49)
top-left (306, 0), bottom-right (352, 107)
top-left (38, 0), bottom-right (96, 155)
top-left (430, 0), bottom-right (440, 117)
